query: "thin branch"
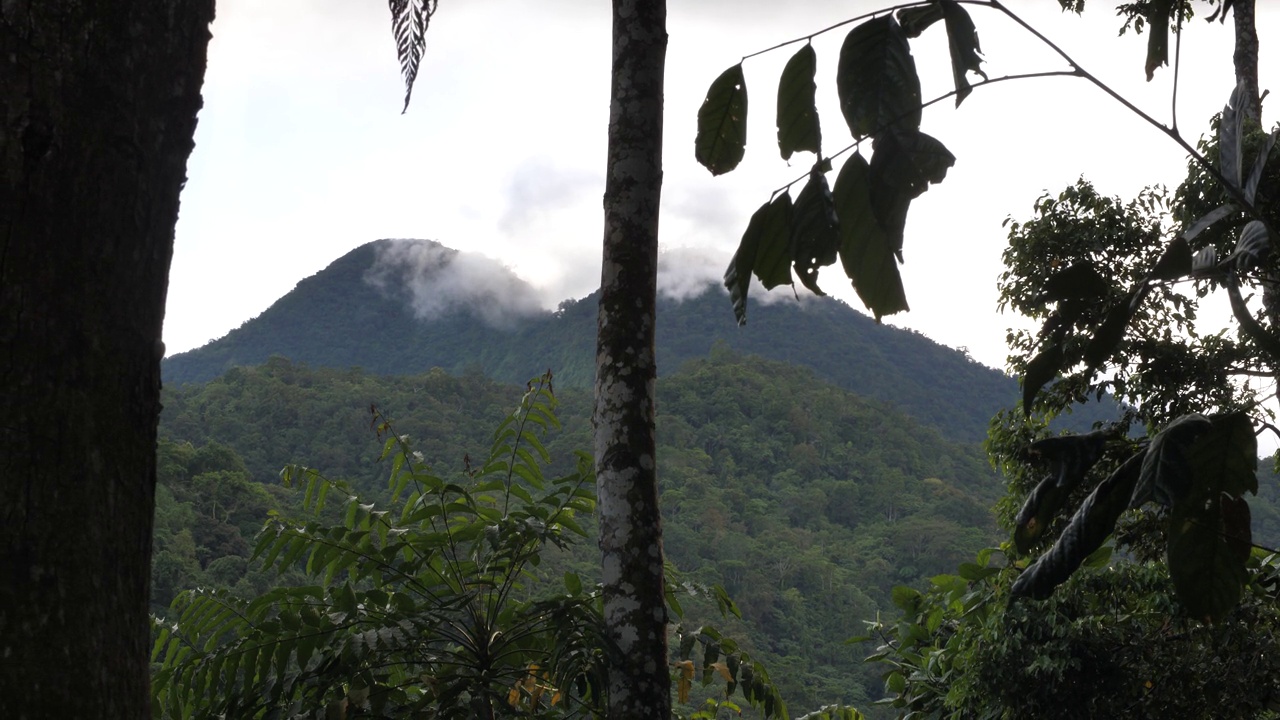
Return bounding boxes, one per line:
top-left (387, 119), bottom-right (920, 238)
top-left (1226, 273), bottom-right (1280, 363)
top-left (740, 1), bottom-right (928, 62)
top-left (1172, 5), bottom-right (1183, 134)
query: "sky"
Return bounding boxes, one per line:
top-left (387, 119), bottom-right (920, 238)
top-left (166, 0), bottom-right (1277, 375)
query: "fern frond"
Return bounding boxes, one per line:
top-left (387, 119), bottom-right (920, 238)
top-left (388, 0), bottom-right (439, 112)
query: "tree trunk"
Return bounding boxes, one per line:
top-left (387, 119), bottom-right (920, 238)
top-left (1232, 0), bottom-right (1261, 123)
top-left (594, 1), bottom-right (669, 717)
top-left (0, 3), bottom-right (213, 717)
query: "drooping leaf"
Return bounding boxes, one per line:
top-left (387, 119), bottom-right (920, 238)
top-left (1037, 261), bottom-right (1110, 304)
top-left (1232, 220), bottom-right (1271, 273)
top-left (1143, 0), bottom-right (1173, 81)
top-left (777, 44), bottom-right (822, 160)
top-left (696, 64), bottom-right (749, 176)
top-left (1011, 450), bottom-right (1143, 600)
top-left (1191, 246), bottom-right (1222, 279)
top-left (1149, 236), bottom-right (1192, 281)
top-left (791, 163), bottom-right (840, 295)
top-left (1014, 475), bottom-right (1072, 555)
top-left (897, 4), bottom-right (943, 38)
top-left (724, 194), bottom-right (794, 325)
top-left (1244, 129), bottom-right (1279, 204)
top-left (1220, 81), bottom-right (1249, 191)
top-left (1167, 490), bottom-right (1248, 623)
top-left (1131, 413), bottom-right (1212, 508)
top-left (1185, 412), bottom-right (1258, 499)
top-left (868, 129), bottom-right (955, 249)
top-left (1082, 287), bottom-right (1142, 373)
top-left (1182, 203), bottom-right (1238, 244)
top-left (1014, 429), bottom-right (1112, 554)
top-left (1022, 342), bottom-right (1064, 414)
top-left (940, 0), bottom-right (986, 106)
top-left (837, 15), bottom-right (922, 139)
top-left (832, 152), bottom-right (908, 319)
top-left (388, 0), bottom-right (439, 112)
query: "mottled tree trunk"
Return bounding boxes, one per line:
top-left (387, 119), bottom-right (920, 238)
top-left (593, 0), bottom-right (669, 718)
top-left (0, 3), bottom-right (212, 717)
top-left (1232, 0), bottom-right (1260, 123)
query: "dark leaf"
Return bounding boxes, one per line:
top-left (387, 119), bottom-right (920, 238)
top-left (1014, 475), bottom-right (1072, 555)
top-left (1191, 246), bottom-right (1222, 279)
top-left (1144, 0), bottom-right (1173, 81)
top-left (1232, 220), bottom-right (1270, 273)
top-left (388, 0), bottom-right (439, 112)
top-left (868, 129), bottom-right (955, 249)
top-left (723, 195), bottom-right (794, 325)
top-left (1220, 81), bottom-right (1250, 190)
top-left (696, 64), bottom-right (749, 176)
top-left (1038, 262), bottom-right (1110, 304)
top-left (791, 163), bottom-right (840, 295)
top-left (1131, 413), bottom-right (1212, 508)
top-left (940, 0), bottom-right (986, 106)
top-left (1221, 494), bottom-right (1254, 565)
top-left (1022, 342), bottom-right (1064, 414)
top-left (832, 153), bottom-right (908, 319)
top-left (897, 4), bottom-right (943, 38)
top-left (1014, 429), bottom-right (1111, 553)
top-left (777, 45), bottom-right (822, 160)
top-left (837, 15), bottom-right (922, 139)
top-left (1244, 129), bottom-right (1279, 204)
top-left (1149, 236), bottom-right (1192, 281)
top-left (1182, 203), bottom-right (1238, 244)
top-left (1011, 450), bottom-right (1143, 600)
top-left (1167, 490), bottom-right (1247, 623)
top-left (1083, 287), bottom-right (1143, 374)
top-left (1186, 412), bottom-right (1257, 499)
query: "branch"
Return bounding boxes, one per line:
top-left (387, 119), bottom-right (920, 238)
top-left (1226, 273), bottom-right (1280, 364)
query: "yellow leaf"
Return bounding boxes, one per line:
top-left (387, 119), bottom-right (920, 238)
top-left (711, 661), bottom-right (734, 683)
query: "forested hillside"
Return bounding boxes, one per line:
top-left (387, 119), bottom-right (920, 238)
top-left (156, 353), bottom-right (1004, 711)
top-left (162, 239), bottom-right (1119, 443)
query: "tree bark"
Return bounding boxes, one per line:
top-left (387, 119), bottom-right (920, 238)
top-left (1232, 0), bottom-right (1261, 123)
top-left (0, 3), bottom-right (213, 717)
top-left (594, 1), bottom-right (669, 717)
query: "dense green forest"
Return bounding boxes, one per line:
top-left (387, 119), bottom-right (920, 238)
top-left (155, 352), bottom-right (1007, 712)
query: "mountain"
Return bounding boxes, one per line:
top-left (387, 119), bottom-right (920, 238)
top-left (165, 239), bottom-right (1119, 443)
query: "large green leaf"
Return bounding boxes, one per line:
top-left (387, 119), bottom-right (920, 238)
top-left (791, 163), bottom-right (840, 295)
top-left (1082, 286), bottom-right (1145, 374)
top-left (1011, 450), bottom-right (1143, 600)
top-left (723, 194), bottom-right (794, 325)
top-left (1149, 236), bottom-right (1192, 281)
top-left (837, 15), bottom-right (922, 140)
top-left (868, 129), bottom-right (954, 248)
top-left (897, 4), bottom-right (943, 38)
top-left (1220, 81), bottom-right (1249, 191)
top-left (832, 152), bottom-right (908, 319)
top-left (1231, 220), bottom-right (1270, 273)
top-left (940, 0), bottom-right (986, 106)
top-left (777, 44), bottom-right (821, 160)
top-left (696, 64), bottom-right (748, 176)
top-left (1021, 342), bottom-right (1063, 414)
top-left (1167, 491), bottom-right (1248, 623)
top-left (1143, 0), bottom-right (1173, 81)
top-left (1132, 413), bottom-right (1212, 508)
top-left (1185, 412), bottom-right (1258, 499)
top-left (1013, 429), bottom-right (1111, 554)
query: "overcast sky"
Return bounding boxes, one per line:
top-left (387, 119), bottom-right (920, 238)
top-left (165, 1), bottom-right (1276, 373)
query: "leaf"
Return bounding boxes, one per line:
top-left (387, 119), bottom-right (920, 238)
top-left (1010, 450), bottom-right (1143, 600)
top-left (388, 0), bottom-right (439, 112)
top-left (723, 194), bottom-right (794, 325)
top-left (1038, 262), bottom-right (1110, 304)
top-left (1185, 412), bottom-right (1258, 499)
top-left (940, 0), bottom-right (986, 106)
top-left (777, 44), bottom-right (822, 160)
top-left (868, 129), bottom-right (955, 250)
top-left (1022, 342), bottom-right (1064, 413)
top-left (1182, 203), bottom-right (1238, 244)
top-left (1191, 246), bottom-right (1222, 279)
top-left (1244, 129), bottom-right (1279, 204)
top-left (1131, 413), bottom-right (1212, 508)
top-left (897, 4), bottom-right (943, 38)
top-left (1167, 490), bottom-right (1248, 623)
top-left (1232, 220), bottom-right (1270, 273)
top-left (696, 64), bottom-right (749, 176)
top-left (1014, 430), bottom-right (1111, 553)
top-left (1143, 0), bottom-right (1173, 81)
top-left (1221, 81), bottom-right (1250, 191)
top-left (1082, 288), bottom-right (1142, 374)
top-left (791, 163), bottom-right (840, 295)
top-left (1149, 236), bottom-right (1192, 281)
top-left (833, 152), bottom-right (908, 320)
top-left (837, 15), bottom-right (922, 139)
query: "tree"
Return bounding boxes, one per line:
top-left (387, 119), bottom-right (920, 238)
top-left (388, 2), bottom-right (673, 716)
top-left (0, 4), bottom-right (214, 716)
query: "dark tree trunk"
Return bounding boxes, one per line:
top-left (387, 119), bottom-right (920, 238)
top-left (0, 2), bottom-right (213, 717)
top-left (593, 0), bottom-right (669, 717)
top-left (1232, 0), bottom-right (1261, 123)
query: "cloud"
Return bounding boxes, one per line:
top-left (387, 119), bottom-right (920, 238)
top-left (656, 246), bottom-right (723, 301)
top-left (364, 239), bottom-right (545, 328)
top-left (499, 158), bottom-right (601, 236)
